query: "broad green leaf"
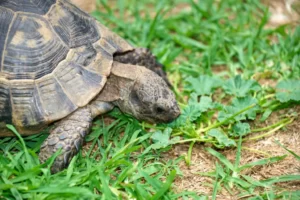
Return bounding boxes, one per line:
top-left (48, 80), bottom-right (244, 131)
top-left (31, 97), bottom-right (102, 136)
top-left (170, 93), bottom-right (214, 127)
top-left (185, 75), bottom-right (222, 95)
top-left (192, 95), bottom-right (215, 113)
top-left (218, 96), bottom-right (260, 123)
top-left (150, 128), bottom-right (179, 149)
top-left (275, 80), bottom-right (300, 102)
top-left (232, 122), bottom-right (251, 137)
top-left (223, 75), bottom-right (261, 97)
top-left (208, 129), bottom-right (236, 148)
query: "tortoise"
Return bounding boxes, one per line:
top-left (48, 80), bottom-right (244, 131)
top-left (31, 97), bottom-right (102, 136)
top-left (0, 0), bottom-right (180, 173)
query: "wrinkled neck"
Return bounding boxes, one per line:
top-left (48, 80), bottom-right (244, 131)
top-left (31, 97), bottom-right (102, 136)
top-left (96, 62), bottom-right (141, 102)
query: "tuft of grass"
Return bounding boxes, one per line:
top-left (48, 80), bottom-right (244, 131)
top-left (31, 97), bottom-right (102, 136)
top-left (1, 0), bottom-right (300, 199)
top-left (1, 116), bottom-right (196, 199)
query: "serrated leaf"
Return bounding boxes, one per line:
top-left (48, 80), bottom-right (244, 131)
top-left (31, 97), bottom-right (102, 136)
top-left (151, 128), bottom-right (179, 149)
top-left (185, 75), bottom-right (222, 95)
top-left (232, 122), bottom-right (251, 137)
top-left (223, 75), bottom-right (261, 97)
top-left (170, 93), bottom-right (214, 127)
top-left (188, 93), bottom-right (215, 112)
top-left (169, 105), bottom-right (201, 128)
top-left (208, 129), bottom-right (236, 148)
top-left (275, 80), bottom-right (300, 102)
top-left (198, 96), bottom-right (215, 112)
top-left (218, 96), bottom-right (260, 123)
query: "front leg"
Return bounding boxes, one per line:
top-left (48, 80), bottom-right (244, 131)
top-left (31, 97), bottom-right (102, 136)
top-left (39, 102), bottom-right (113, 173)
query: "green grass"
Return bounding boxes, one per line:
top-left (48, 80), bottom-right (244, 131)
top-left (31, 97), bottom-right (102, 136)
top-left (1, 0), bottom-right (300, 199)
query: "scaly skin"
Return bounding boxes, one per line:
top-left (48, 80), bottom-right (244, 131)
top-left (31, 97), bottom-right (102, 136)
top-left (39, 107), bottom-right (93, 173)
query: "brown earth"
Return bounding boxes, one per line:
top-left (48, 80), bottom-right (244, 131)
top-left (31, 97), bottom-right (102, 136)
top-left (70, 0), bottom-right (96, 13)
top-left (165, 106), bottom-right (300, 199)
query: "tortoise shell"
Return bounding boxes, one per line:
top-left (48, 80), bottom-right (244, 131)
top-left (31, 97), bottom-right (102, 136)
top-left (0, 0), bottom-right (133, 134)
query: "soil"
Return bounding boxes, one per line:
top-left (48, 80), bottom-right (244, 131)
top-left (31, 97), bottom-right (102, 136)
top-left (70, 0), bottom-right (96, 13)
top-left (166, 106), bottom-right (300, 198)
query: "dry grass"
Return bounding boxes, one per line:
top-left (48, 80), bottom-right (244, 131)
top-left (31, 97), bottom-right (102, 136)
top-left (164, 106), bottom-right (300, 198)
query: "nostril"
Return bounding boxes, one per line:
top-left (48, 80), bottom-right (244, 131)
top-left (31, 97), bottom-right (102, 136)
top-left (156, 106), bottom-right (165, 114)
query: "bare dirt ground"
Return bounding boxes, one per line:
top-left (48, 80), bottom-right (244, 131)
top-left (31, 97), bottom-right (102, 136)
top-left (166, 106), bottom-right (300, 198)
top-left (70, 0), bottom-right (96, 13)
top-left (263, 0), bottom-right (299, 27)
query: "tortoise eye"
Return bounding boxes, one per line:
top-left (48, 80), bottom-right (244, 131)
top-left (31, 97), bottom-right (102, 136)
top-left (130, 90), bottom-right (141, 105)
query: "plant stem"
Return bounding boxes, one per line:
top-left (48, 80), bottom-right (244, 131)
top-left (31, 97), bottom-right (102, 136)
top-left (251, 118), bottom-right (291, 132)
top-left (198, 104), bottom-right (257, 133)
top-left (185, 141), bottom-right (195, 166)
top-left (174, 138), bottom-right (213, 144)
top-left (259, 93), bottom-right (275, 102)
top-left (245, 118), bottom-right (294, 141)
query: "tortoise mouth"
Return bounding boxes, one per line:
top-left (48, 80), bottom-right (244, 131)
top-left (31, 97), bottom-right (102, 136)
top-left (139, 107), bottom-right (181, 124)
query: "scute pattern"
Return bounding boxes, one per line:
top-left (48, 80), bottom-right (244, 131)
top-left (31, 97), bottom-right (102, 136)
top-left (71, 44), bottom-right (97, 67)
top-left (0, 0), bottom-right (56, 15)
top-left (35, 76), bottom-right (77, 122)
top-left (0, 0), bottom-right (134, 135)
top-left (0, 82), bottom-right (12, 124)
top-left (3, 14), bottom-right (69, 80)
top-left (47, 1), bottom-right (100, 48)
top-left (0, 7), bottom-right (14, 70)
top-left (10, 82), bottom-right (45, 129)
top-left (53, 61), bottom-right (104, 107)
top-left (96, 22), bottom-right (134, 53)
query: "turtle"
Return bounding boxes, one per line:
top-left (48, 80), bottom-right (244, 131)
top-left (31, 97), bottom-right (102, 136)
top-left (0, 0), bottom-right (180, 173)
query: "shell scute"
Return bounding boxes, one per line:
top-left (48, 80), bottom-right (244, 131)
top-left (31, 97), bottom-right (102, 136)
top-left (0, 0), bottom-right (56, 15)
top-left (47, 1), bottom-right (100, 48)
top-left (53, 60), bottom-right (105, 107)
top-left (35, 75), bottom-right (77, 122)
top-left (10, 81), bottom-right (46, 131)
top-left (3, 13), bottom-right (68, 80)
top-left (0, 82), bottom-right (12, 125)
top-left (0, 0), bottom-right (134, 135)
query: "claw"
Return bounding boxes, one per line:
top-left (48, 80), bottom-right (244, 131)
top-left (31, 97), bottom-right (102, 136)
top-left (74, 139), bottom-right (82, 151)
top-left (64, 151), bottom-right (72, 166)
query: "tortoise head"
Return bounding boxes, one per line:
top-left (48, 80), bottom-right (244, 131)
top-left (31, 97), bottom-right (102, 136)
top-left (109, 62), bottom-right (180, 124)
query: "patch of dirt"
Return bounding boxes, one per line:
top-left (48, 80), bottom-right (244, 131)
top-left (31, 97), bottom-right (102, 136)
top-left (70, 0), bottom-right (96, 13)
top-left (263, 0), bottom-right (300, 27)
top-left (163, 106), bottom-right (300, 198)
